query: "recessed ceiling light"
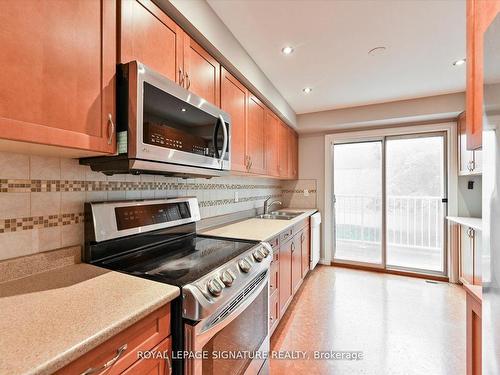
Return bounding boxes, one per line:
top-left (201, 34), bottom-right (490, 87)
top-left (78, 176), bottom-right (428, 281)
top-left (368, 46), bottom-right (387, 56)
top-left (281, 46), bottom-right (294, 55)
top-left (453, 58), bottom-right (466, 66)
top-left (303, 87), bottom-right (312, 94)
top-left (181, 108), bottom-right (187, 112)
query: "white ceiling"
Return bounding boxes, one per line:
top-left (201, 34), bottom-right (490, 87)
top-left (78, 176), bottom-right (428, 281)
top-left (207, 0), bottom-right (466, 115)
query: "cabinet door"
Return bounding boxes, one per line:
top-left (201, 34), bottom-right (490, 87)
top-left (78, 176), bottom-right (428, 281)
top-left (466, 0), bottom-right (500, 150)
top-left (461, 226), bottom-right (474, 285)
top-left (247, 95), bottom-right (266, 174)
top-left (458, 112), bottom-right (475, 174)
top-left (473, 230), bottom-right (482, 285)
top-left (270, 260), bottom-right (279, 295)
top-left (301, 227), bottom-right (311, 279)
top-left (265, 110), bottom-right (280, 177)
top-left (279, 239), bottom-right (293, 318)
top-left (288, 128), bottom-right (298, 179)
top-left (291, 233), bottom-right (303, 293)
top-left (278, 121), bottom-right (289, 178)
top-left (269, 289), bottom-right (280, 335)
top-left (221, 68), bottom-right (247, 172)
top-left (122, 337), bottom-right (171, 375)
top-left (473, 149), bottom-right (483, 174)
top-left (120, 0), bottom-right (183, 84)
top-left (0, 0), bottom-right (116, 154)
top-left (184, 36), bottom-right (220, 107)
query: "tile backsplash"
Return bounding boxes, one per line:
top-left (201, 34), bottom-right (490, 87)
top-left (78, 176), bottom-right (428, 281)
top-left (0, 152), bottom-right (283, 261)
top-left (282, 179), bottom-right (317, 208)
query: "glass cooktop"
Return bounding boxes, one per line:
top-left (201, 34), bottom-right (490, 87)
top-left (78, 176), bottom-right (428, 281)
top-left (97, 234), bottom-right (257, 286)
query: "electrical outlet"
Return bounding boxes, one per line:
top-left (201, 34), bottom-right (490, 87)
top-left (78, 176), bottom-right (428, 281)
top-left (234, 191), bottom-right (239, 202)
top-left (304, 189), bottom-right (309, 197)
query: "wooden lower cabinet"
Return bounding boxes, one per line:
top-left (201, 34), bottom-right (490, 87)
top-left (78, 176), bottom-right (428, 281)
top-left (291, 234), bottom-right (302, 294)
top-left (56, 304), bottom-right (171, 375)
top-left (269, 289), bottom-right (280, 335)
top-left (279, 238), bottom-right (293, 318)
top-left (459, 225), bottom-right (481, 286)
top-left (272, 218), bottom-right (312, 332)
top-left (301, 227), bottom-right (311, 278)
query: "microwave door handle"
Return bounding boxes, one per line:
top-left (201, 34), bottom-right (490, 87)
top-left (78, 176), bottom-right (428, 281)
top-left (219, 114), bottom-right (228, 164)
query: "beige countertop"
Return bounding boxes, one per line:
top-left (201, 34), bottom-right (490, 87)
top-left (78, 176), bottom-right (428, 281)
top-left (446, 216), bottom-right (482, 231)
top-left (0, 263), bottom-right (180, 375)
top-left (201, 208), bottom-right (318, 241)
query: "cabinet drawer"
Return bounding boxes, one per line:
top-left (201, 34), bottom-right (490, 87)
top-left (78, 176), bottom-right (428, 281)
top-left (56, 304), bottom-right (170, 375)
top-left (122, 337), bottom-right (171, 375)
top-left (270, 260), bottom-right (279, 294)
top-left (280, 228), bottom-right (294, 243)
top-left (268, 235), bottom-right (279, 249)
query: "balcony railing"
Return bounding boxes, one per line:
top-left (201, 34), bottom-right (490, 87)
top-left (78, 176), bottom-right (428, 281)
top-left (335, 194), bottom-right (443, 252)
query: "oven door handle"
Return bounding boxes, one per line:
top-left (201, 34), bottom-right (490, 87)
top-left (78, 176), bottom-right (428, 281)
top-left (194, 270), bottom-right (269, 348)
top-left (218, 114), bottom-right (228, 165)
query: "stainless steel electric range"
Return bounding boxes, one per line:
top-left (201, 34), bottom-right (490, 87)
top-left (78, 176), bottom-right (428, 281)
top-left (84, 197), bottom-right (272, 375)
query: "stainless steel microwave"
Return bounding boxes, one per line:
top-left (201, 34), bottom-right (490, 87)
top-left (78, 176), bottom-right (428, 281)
top-left (81, 61), bottom-right (231, 178)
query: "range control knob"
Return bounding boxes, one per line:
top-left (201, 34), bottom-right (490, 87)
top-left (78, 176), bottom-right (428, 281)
top-left (261, 247), bottom-right (270, 258)
top-left (238, 259), bottom-right (252, 273)
top-left (220, 270), bottom-right (235, 287)
top-left (253, 250), bottom-right (264, 262)
top-left (207, 279), bottom-right (223, 297)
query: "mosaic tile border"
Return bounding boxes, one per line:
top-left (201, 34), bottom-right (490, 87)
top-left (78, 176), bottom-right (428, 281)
top-left (0, 179), bottom-right (282, 193)
top-left (0, 194), bottom-right (281, 234)
top-left (0, 213), bottom-right (84, 234)
top-left (282, 189), bottom-right (317, 194)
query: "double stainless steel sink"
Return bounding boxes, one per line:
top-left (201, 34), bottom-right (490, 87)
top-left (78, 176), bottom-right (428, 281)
top-left (256, 211), bottom-right (304, 220)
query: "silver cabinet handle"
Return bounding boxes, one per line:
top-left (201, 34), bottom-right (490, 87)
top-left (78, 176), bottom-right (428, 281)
top-left (470, 160), bottom-right (476, 171)
top-left (218, 114), bottom-right (228, 165)
top-left (107, 113), bottom-right (115, 145)
top-left (467, 227), bottom-right (474, 238)
top-left (291, 242), bottom-right (295, 252)
top-left (185, 73), bottom-right (191, 89)
top-left (81, 344), bottom-right (127, 375)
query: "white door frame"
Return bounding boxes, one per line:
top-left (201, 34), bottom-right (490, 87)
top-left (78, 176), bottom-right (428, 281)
top-left (324, 122), bottom-right (458, 280)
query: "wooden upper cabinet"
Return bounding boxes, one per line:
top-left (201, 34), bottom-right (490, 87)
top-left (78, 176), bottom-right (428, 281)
top-left (265, 110), bottom-right (280, 177)
top-left (247, 95), bottom-right (266, 174)
top-left (221, 68), bottom-right (247, 173)
top-left (0, 0), bottom-right (116, 154)
top-left (184, 36), bottom-right (221, 107)
top-left (288, 128), bottom-right (298, 179)
top-left (120, 0), bottom-right (220, 106)
top-left (466, 0), bottom-right (500, 150)
top-left (119, 0), bottom-right (183, 84)
top-left (278, 121), bottom-right (289, 178)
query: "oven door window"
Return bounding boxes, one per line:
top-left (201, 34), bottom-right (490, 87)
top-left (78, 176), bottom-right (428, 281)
top-left (142, 82), bottom-right (228, 161)
top-left (202, 286), bottom-right (268, 375)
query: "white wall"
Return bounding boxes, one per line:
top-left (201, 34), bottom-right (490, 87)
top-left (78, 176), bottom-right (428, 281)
top-left (297, 92), bottom-right (464, 133)
top-left (158, 0), bottom-right (297, 127)
top-left (299, 133), bottom-right (327, 261)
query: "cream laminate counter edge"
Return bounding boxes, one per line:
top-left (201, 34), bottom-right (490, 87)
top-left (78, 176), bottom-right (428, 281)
top-left (201, 209), bottom-right (318, 241)
top-left (0, 263), bottom-right (180, 375)
top-left (446, 216), bottom-right (483, 231)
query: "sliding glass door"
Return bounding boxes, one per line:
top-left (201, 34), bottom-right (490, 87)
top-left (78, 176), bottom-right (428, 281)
top-left (333, 141), bottom-right (383, 266)
top-left (333, 133), bottom-right (447, 276)
top-left (385, 134), bottom-right (446, 273)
